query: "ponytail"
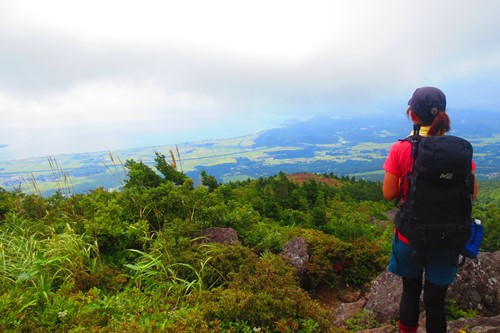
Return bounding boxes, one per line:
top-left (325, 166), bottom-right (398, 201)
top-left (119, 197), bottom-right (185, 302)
top-left (427, 111), bottom-right (450, 136)
top-left (406, 107), bottom-right (450, 136)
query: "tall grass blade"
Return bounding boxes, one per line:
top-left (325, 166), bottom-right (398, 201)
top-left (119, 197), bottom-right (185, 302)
top-left (169, 149), bottom-right (177, 170)
top-left (176, 145), bottom-right (183, 172)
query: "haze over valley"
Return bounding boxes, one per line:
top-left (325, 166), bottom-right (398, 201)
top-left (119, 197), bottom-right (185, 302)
top-left (1, 110), bottom-right (497, 196)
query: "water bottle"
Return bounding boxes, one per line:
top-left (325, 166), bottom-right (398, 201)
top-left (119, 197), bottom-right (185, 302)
top-left (474, 219), bottom-right (481, 225)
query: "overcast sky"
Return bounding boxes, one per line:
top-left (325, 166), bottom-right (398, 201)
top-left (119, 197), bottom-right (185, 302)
top-left (0, 0), bottom-right (498, 160)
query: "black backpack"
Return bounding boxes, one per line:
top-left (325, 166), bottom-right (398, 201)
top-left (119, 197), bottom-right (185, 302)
top-left (395, 124), bottom-right (475, 262)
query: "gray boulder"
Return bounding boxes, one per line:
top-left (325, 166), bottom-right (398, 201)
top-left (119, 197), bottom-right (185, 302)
top-left (364, 269), bottom-right (402, 323)
top-left (200, 227), bottom-right (239, 245)
top-left (280, 236), bottom-right (309, 274)
top-left (363, 251), bottom-right (500, 325)
top-left (448, 251), bottom-right (500, 317)
top-left (447, 315), bottom-right (500, 333)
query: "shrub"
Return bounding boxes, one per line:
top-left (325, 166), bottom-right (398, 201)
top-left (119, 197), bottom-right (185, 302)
top-left (293, 228), bottom-right (387, 289)
top-left (473, 203), bottom-right (500, 252)
top-left (239, 221), bottom-right (294, 252)
top-left (77, 189), bottom-right (149, 260)
top-left (343, 239), bottom-right (388, 286)
top-left (197, 253), bottom-right (334, 333)
top-left (297, 229), bottom-right (350, 289)
top-left (345, 309), bottom-right (380, 331)
top-left (181, 243), bottom-right (258, 289)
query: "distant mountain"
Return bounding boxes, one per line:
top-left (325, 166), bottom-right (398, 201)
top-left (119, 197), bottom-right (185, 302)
top-left (0, 111), bottom-right (498, 196)
top-left (254, 109), bottom-right (499, 147)
top-left (253, 115), bottom-right (405, 147)
top-left (192, 110), bottom-right (498, 184)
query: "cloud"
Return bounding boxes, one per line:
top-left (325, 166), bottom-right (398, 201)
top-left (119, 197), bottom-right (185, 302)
top-left (2, 1), bottom-right (341, 59)
top-left (2, 80), bottom-right (218, 124)
top-left (0, 0), bottom-right (499, 159)
top-left (0, 81), bottom-right (223, 158)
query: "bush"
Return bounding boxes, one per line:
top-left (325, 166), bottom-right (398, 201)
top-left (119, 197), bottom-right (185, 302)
top-left (294, 229), bottom-right (387, 289)
top-left (1, 172), bottom-right (495, 332)
top-left (297, 229), bottom-right (350, 289)
top-left (197, 253), bottom-right (335, 333)
top-left (185, 243), bottom-right (258, 289)
top-left (473, 203), bottom-right (500, 252)
top-left (239, 221), bottom-right (294, 252)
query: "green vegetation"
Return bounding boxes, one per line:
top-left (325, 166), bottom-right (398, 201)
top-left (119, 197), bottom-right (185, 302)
top-left (344, 310), bottom-right (380, 331)
top-left (0, 154), bottom-right (498, 332)
top-left (473, 181), bottom-right (500, 252)
top-left (445, 299), bottom-right (478, 321)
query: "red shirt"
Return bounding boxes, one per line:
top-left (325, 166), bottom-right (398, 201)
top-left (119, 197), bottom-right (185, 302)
top-left (383, 140), bottom-right (413, 179)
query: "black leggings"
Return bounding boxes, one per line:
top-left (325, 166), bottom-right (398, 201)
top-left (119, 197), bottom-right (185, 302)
top-left (400, 277), bottom-right (449, 333)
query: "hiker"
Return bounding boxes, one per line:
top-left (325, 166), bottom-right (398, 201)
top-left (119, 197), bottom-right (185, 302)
top-left (382, 87), bottom-right (478, 333)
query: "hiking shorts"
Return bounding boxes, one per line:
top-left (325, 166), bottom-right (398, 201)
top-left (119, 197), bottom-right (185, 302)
top-left (388, 234), bottom-right (459, 286)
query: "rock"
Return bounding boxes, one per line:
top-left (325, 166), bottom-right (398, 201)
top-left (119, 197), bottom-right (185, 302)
top-left (447, 315), bottom-right (500, 333)
top-left (385, 208), bottom-right (398, 221)
top-left (343, 316), bottom-right (500, 332)
top-left (363, 269), bottom-right (402, 323)
top-left (362, 251), bottom-right (500, 329)
top-left (200, 227), bottom-right (239, 245)
top-left (448, 251), bottom-right (500, 317)
top-left (333, 299), bottom-right (367, 326)
top-left (280, 237), bottom-right (309, 274)
top-left (338, 290), bottom-right (362, 303)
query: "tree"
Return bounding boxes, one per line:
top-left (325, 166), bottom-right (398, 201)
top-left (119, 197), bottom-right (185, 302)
top-left (154, 152), bottom-right (187, 185)
top-left (200, 169), bottom-right (219, 192)
top-left (312, 192), bottom-right (327, 227)
top-left (124, 159), bottom-right (162, 189)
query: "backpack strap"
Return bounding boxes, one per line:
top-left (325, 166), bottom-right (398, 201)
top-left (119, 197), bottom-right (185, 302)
top-left (394, 124), bottom-right (422, 207)
top-left (410, 124), bottom-right (421, 160)
top-left (394, 172), bottom-right (409, 207)
top-left (394, 124), bottom-right (423, 245)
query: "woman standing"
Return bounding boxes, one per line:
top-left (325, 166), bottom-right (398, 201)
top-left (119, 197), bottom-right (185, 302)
top-left (382, 87), bottom-right (478, 333)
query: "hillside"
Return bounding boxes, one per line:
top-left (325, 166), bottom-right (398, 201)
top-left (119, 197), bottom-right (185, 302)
top-left (1, 165), bottom-right (498, 332)
top-left (0, 111), bottom-right (498, 196)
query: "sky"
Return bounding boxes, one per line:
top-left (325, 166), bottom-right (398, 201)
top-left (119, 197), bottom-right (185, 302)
top-left (0, 0), bottom-right (499, 160)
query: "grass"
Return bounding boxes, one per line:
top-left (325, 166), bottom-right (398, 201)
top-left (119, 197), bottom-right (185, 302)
top-left (0, 216), bottom-right (102, 294)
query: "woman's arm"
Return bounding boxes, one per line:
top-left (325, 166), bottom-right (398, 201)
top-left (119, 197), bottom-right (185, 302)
top-left (382, 172), bottom-right (400, 201)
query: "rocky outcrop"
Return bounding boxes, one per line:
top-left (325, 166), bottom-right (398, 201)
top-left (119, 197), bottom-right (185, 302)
top-left (280, 237), bottom-right (309, 274)
top-left (363, 269), bottom-right (401, 323)
top-left (447, 315), bottom-right (500, 333)
top-left (200, 227), bottom-right (239, 245)
top-left (364, 251), bottom-right (500, 324)
top-left (360, 251), bottom-right (500, 331)
top-left (448, 251), bottom-right (500, 317)
top-left (333, 299), bottom-right (367, 326)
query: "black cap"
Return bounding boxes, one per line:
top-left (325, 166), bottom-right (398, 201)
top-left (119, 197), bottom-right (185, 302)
top-left (408, 87), bottom-right (446, 123)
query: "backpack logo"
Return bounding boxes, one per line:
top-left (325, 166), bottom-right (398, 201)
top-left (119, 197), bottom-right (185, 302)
top-left (440, 173), bottom-right (454, 180)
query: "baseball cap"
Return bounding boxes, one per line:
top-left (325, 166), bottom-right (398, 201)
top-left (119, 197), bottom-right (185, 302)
top-left (408, 87), bottom-right (447, 123)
